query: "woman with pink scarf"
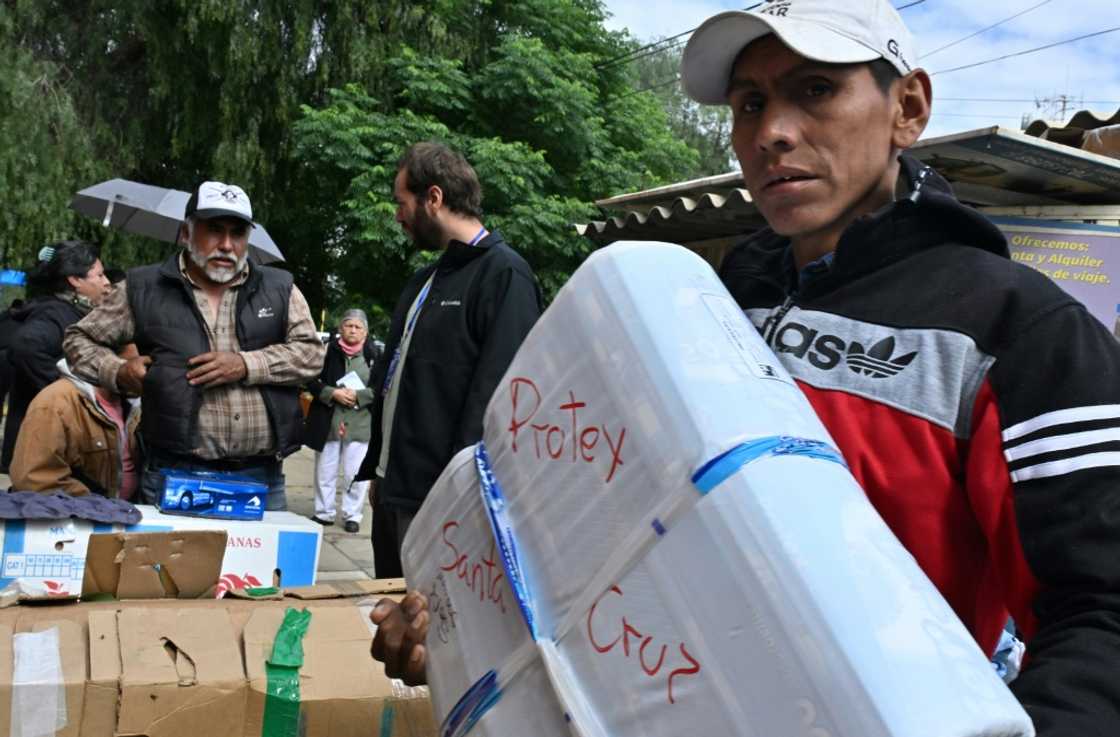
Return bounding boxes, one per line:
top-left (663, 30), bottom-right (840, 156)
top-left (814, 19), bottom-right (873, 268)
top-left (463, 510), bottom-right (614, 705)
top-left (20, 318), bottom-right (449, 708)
top-left (303, 309), bottom-right (379, 532)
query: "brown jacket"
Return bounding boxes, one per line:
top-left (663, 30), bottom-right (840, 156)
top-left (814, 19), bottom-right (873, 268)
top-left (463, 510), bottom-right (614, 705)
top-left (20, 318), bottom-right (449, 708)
top-left (9, 366), bottom-right (140, 497)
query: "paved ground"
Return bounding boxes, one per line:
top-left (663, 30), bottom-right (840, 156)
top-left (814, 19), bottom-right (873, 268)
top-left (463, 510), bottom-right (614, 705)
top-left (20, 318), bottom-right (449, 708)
top-left (0, 415), bottom-right (380, 581)
top-left (282, 445), bottom-right (380, 581)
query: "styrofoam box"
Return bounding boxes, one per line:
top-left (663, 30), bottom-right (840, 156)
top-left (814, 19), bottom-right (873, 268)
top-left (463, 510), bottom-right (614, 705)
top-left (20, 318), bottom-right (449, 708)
top-left (403, 243), bottom-right (1034, 737)
top-left (0, 505), bottom-right (322, 597)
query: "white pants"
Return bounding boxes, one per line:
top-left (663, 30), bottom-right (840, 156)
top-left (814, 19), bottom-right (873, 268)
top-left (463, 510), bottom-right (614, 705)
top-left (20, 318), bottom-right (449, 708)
top-left (314, 440), bottom-right (369, 523)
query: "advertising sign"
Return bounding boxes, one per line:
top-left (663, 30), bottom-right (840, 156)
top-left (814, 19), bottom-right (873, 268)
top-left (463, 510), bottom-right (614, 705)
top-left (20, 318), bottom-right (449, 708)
top-left (995, 217), bottom-right (1120, 335)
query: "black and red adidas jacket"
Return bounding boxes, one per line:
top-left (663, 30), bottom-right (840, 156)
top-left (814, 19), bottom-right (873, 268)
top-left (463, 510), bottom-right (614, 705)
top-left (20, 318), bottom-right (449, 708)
top-left (719, 156), bottom-right (1120, 737)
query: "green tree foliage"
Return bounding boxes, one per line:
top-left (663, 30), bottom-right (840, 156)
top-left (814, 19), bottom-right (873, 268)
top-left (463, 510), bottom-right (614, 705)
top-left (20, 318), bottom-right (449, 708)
top-left (0, 7), bottom-right (93, 270)
top-left (4, 0), bottom-right (703, 323)
top-left (295, 1), bottom-right (699, 304)
top-left (627, 43), bottom-right (738, 178)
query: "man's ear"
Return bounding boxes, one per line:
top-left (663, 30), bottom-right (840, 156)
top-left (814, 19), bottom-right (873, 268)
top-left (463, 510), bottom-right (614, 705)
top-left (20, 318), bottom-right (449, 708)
top-left (178, 222), bottom-right (190, 245)
top-left (892, 69), bottom-right (932, 150)
top-left (425, 184), bottom-right (444, 212)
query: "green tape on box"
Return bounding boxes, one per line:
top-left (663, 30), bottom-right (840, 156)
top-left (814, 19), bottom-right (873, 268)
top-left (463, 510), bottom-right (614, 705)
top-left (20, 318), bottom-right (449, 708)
top-left (262, 608), bottom-right (312, 737)
top-left (379, 704), bottom-right (395, 737)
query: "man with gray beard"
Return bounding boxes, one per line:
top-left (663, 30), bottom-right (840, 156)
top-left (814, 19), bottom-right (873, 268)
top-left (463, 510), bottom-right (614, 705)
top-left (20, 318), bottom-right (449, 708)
top-left (64, 181), bottom-right (325, 510)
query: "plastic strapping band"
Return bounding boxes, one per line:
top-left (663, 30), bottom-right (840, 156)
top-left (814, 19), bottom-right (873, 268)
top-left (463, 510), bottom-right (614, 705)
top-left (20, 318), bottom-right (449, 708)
top-left (475, 442), bottom-right (538, 640)
top-left (691, 436), bottom-right (847, 495)
top-left (440, 670), bottom-right (503, 737)
top-left (11, 627), bottom-right (66, 737)
top-left (261, 608), bottom-right (312, 737)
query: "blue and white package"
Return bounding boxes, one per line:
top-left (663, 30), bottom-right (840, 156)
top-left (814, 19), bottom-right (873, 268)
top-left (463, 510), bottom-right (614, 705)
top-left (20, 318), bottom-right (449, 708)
top-left (403, 243), bottom-right (1034, 737)
top-left (159, 471), bottom-right (267, 521)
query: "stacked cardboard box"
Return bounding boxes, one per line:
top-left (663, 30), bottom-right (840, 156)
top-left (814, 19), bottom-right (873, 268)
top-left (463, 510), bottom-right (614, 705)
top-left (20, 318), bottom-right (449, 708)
top-left (0, 521), bottom-right (431, 736)
top-left (0, 585), bottom-right (436, 736)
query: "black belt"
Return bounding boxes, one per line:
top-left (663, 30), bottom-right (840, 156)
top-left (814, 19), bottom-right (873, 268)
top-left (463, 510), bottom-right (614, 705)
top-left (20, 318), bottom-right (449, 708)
top-left (151, 453), bottom-right (279, 473)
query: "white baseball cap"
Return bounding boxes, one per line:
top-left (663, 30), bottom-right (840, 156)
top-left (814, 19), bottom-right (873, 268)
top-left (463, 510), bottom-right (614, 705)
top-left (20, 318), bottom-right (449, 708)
top-left (184, 181), bottom-right (254, 224)
top-left (681, 0), bottom-right (918, 105)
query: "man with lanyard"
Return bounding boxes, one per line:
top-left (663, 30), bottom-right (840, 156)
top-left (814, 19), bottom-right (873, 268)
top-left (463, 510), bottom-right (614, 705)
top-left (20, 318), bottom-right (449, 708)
top-left (65, 181), bottom-right (325, 510)
top-left (358, 141), bottom-right (543, 576)
top-left (366, 4), bottom-right (1120, 733)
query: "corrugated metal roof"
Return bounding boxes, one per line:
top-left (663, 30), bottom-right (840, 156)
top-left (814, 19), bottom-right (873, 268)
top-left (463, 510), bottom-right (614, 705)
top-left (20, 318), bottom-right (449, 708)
top-left (579, 126), bottom-right (1120, 245)
top-left (576, 188), bottom-right (767, 243)
top-left (1023, 108), bottom-right (1120, 160)
top-left (1024, 108), bottom-right (1120, 147)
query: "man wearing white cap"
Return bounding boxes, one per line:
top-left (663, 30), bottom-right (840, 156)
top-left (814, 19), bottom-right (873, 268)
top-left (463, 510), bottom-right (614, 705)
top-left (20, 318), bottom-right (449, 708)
top-left (65, 181), bottom-right (326, 511)
top-left (367, 7), bottom-right (1120, 730)
top-left (677, 1), bottom-right (1120, 733)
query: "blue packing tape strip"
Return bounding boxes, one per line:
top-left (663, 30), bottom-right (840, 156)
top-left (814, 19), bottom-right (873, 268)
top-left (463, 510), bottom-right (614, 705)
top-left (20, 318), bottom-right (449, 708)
top-left (474, 442), bottom-right (538, 641)
top-left (691, 436), bottom-right (847, 495)
top-left (441, 669), bottom-right (502, 737)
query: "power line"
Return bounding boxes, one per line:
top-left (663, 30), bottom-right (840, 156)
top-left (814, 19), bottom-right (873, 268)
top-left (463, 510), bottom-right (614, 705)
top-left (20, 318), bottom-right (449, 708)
top-left (596, 30), bottom-right (695, 70)
top-left (614, 76), bottom-right (681, 102)
top-left (598, 0), bottom-right (924, 71)
top-left (931, 112), bottom-right (1030, 120)
top-left (939, 97), bottom-right (1120, 105)
top-left (930, 27), bottom-right (1120, 75)
top-left (596, 3), bottom-right (763, 71)
top-left (920, 0), bottom-right (1053, 60)
top-left (609, 36), bottom-right (688, 70)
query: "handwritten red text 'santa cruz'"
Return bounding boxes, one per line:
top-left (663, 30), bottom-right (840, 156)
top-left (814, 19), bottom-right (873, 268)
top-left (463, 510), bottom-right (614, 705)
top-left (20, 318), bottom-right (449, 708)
top-left (440, 520), bottom-right (508, 615)
top-left (506, 377), bottom-right (627, 483)
top-left (585, 585), bottom-right (702, 705)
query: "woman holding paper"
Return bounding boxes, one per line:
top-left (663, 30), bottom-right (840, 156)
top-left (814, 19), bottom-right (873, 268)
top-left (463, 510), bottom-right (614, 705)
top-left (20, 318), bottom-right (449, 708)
top-left (303, 309), bottom-right (379, 532)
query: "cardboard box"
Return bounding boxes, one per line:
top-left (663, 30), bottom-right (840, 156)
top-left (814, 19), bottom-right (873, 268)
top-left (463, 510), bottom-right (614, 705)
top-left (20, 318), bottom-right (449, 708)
top-left (0, 506), bottom-right (322, 599)
top-left (82, 530), bottom-right (226, 600)
top-left (0, 618), bottom-right (87, 737)
top-left (82, 610), bottom-right (119, 737)
top-left (403, 244), bottom-right (1035, 737)
top-left (159, 471), bottom-right (268, 521)
top-left (106, 607), bottom-right (248, 737)
top-left (0, 584), bottom-right (437, 737)
top-left (131, 507), bottom-right (322, 595)
top-left (244, 606), bottom-right (399, 737)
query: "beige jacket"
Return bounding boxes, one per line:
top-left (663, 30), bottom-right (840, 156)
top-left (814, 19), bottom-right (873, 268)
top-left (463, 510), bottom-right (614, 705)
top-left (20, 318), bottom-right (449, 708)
top-left (9, 361), bottom-right (140, 496)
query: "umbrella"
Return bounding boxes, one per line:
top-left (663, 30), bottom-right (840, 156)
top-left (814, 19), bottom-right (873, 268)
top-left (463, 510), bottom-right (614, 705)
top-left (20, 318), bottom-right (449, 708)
top-left (69, 178), bottom-right (284, 263)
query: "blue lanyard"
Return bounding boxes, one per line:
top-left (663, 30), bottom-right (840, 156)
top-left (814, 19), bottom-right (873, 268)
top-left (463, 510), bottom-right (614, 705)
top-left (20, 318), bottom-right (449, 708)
top-left (382, 275), bottom-right (435, 396)
top-left (468, 227), bottom-right (488, 246)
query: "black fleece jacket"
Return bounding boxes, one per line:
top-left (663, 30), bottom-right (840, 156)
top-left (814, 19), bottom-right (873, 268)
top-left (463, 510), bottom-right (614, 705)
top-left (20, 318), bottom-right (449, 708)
top-left (358, 230), bottom-right (543, 511)
top-left (1, 296), bottom-right (85, 468)
top-left (721, 155), bottom-right (1120, 737)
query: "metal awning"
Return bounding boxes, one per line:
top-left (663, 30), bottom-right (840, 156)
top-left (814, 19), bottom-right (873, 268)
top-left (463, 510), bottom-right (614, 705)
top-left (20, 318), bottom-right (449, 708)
top-left (578, 127), bottom-right (1120, 246)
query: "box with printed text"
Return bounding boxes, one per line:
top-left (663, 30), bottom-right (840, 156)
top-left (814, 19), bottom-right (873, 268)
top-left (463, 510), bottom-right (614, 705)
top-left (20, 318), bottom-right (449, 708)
top-left (0, 505), bottom-right (321, 598)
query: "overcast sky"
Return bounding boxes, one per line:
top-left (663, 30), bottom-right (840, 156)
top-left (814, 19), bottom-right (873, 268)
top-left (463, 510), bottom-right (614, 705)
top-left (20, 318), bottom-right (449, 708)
top-left (602, 0), bottom-right (1120, 142)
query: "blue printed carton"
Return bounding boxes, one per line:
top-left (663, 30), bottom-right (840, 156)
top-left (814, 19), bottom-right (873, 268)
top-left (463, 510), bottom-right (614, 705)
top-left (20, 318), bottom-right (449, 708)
top-left (159, 471), bottom-right (267, 521)
top-left (0, 506), bottom-right (323, 598)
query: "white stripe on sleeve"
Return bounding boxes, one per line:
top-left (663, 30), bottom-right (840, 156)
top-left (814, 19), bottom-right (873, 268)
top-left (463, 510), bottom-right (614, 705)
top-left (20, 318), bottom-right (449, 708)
top-left (1004, 427), bottom-right (1120, 463)
top-left (1010, 452), bottom-right (1120, 483)
top-left (1002, 404), bottom-right (1120, 443)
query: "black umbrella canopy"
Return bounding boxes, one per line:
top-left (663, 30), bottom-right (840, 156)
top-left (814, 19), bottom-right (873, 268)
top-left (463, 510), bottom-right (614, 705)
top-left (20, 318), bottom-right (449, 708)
top-left (70, 178), bottom-right (284, 263)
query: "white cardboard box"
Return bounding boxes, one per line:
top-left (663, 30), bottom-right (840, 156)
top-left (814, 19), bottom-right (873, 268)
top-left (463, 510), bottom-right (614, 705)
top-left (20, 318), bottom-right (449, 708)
top-left (0, 505), bottom-right (322, 597)
top-left (404, 243), bottom-right (1034, 737)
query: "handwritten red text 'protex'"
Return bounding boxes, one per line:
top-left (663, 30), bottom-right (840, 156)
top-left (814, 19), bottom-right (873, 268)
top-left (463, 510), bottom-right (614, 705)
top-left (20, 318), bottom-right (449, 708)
top-left (506, 377), bottom-right (627, 483)
top-left (586, 585), bottom-right (701, 705)
top-left (440, 521), bottom-right (508, 615)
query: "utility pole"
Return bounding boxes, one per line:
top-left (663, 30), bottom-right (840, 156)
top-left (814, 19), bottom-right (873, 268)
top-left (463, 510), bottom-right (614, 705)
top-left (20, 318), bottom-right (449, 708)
top-left (1032, 93), bottom-right (1084, 125)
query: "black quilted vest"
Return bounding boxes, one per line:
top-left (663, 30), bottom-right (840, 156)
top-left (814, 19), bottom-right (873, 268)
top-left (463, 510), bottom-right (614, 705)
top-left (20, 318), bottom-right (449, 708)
top-left (126, 254), bottom-right (302, 458)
